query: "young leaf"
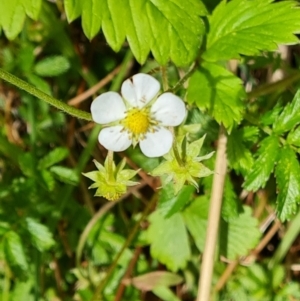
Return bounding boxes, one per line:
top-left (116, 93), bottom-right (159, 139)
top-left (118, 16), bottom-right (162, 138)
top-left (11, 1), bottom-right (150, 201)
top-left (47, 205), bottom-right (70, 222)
top-left (275, 147), bottom-right (300, 221)
top-left (203, 0), bottom-right (300, 61)
top-left (244, 135), bottom-right (280, 191)
top-left (25, 218), bottom-right (55, 251)
top-left (147, 211), bottom-right (190, 272)
top-left (187, 62), bottom-right (245, 130)
top-left (38, 147), bottom-right (69, 170)
top-left (50, 166), bottom-right (79, 185)
top-left (34, 56), bottom-right (71, 77)
top-left (4, 231), bottom-right (28, 278)
top-left (0, 0), bottom-right (26, 40)
top-left (273, 89), bottom-right (300, 134)
top-left (220, 206), bottom-right (261, 259)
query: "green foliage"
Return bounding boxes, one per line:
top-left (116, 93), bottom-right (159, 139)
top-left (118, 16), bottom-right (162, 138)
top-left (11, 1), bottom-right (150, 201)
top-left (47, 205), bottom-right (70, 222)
top-left (203, 0), bottom-right (300, 61)
top-left (147, 211), bottom-right (191, 272)
top-left (244, 135), bottom-right (280, 191)
top-left (64, 0), bottom-right (206, 65)
top-left (187, 62), bottom-right (245, 130)
top-left (275, 147), bottom-right (300, 221)
top-left (34, 56), bottom-right (71, 77)
top-left (3, 231), bottom-right (28, 278)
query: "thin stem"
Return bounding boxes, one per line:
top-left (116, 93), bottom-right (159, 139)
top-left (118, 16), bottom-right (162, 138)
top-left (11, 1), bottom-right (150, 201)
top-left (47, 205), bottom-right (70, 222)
top-left (0, 68), bottom-right (92, 121)
top-left (107, 150), bottom-right (115, 182)
top-left (171, 128), bottom-right (184, 167)
top-left (247, 72), bottom-right (300, 99)
top-left (91, 193), bottom-right (158, 301)
top-left (168, 62), bottom-right (198, 93)
top-left (197, 125), bottom-right (227, 301)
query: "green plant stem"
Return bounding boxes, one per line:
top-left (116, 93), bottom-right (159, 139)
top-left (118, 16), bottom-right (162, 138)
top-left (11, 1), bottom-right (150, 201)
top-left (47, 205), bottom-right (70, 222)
top-left (171, 128), bottom-right (184, 167)
top-left (268, 210), bottom-right (300, 269)
top-left (247, 72), bottom-right (300, 99)
top-left (161, 66), bottom-right (169, 91)
top-left (197, 125), bottom-right (227, 301)
top-left (0, 68), bottom-right (92, 121)
top-left (169, 62), bottom-right (198, 93)
top-left (91, 193), bottom-right (158, 301)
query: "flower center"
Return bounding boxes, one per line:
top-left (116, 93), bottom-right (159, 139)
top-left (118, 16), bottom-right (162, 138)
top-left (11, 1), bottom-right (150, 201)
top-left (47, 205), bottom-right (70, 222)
top-left (123, 108), bottom-right (150, 134)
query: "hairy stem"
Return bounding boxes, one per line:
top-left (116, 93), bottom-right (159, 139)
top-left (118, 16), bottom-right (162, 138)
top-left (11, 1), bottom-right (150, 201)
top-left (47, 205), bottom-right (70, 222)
top-left (197, 125), bottom-right (227, 301)
top-left (0, 68), bottom-right (92, 121)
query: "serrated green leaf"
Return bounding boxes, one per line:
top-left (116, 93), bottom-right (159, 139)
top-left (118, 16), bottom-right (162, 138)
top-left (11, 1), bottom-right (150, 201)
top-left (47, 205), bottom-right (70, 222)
top-left (50, 166), bottom-right (79, 185)
top-left (147, 211), bottom-right (190, 272)
top-left (38, 147), bottom-right (69, 170)
top-left (261, 102), bottom-right (283, 126)
top-left (275, 147), bottom-right (300, 221)
top-left (222, 177), bottom-right (239, 220)
top-left (64, 0), bottom-right (82, 22)
top-left (227, 128), bottom-right (254, 175)
top-left (25, 218), bottom-right (55, 251)
top-left (182, 196), bottom-right (209, 252)
top-left (203, 0), bottom-right (300, 61)
top-left (273, 89), bottom-right (300, 134)
top-left (4, 231), bottom-right (28, 277)
top-left (0, 0), bottom-right (26, 39)
top-left (244, 135), bottom-right (280, 191)
top-left (157, 183), bottom-right (195, 218)
top-left (22, 0), bottom-right (42, 20)
top-left (75, 0), bottom-right (206, 65)
top-left (220, 206), bottom-right (261, 259)
top-left (34, 56), bottom-right (70, 77)
top-left (187, 62), bottom-right (245, 130)
top-left (287, 126), bottom-right (300, 147)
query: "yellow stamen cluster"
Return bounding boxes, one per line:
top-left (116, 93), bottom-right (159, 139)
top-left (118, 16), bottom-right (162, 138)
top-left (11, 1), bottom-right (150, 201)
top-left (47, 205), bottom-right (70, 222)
top-left (123, 108), bottom-right (150, 135)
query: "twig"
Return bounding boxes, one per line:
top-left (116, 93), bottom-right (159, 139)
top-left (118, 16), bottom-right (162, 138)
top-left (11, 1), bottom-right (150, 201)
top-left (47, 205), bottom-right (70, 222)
top-left (114, 247), bottom-right (142, 301)
top-left (68, 65), bottom-right (122, 106)
top-left (197, 125), bottom-right (227, 301)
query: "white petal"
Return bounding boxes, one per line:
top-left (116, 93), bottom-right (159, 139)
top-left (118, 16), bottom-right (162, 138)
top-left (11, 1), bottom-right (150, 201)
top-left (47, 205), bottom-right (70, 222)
top-left (99, 126), bottom-right (132, 152)
top-left (91, 92), bottom-right (126, 124)
top-left (140, 128), bottom-right (173, 157)
top-left (121, 73), bottom-right (160, 108)
top-left (151, 92), bottom-right (186, 126)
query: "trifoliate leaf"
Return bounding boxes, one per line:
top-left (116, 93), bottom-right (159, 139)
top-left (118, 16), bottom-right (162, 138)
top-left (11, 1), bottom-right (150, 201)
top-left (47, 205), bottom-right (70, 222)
top-left (38, 147), bottom-right (69, 170)
top-left (244, 135), bottom-right (280, 191)
top-left (275, 147), bottom-right (300, 221)
top-left (34, 56), bottom-right (71, 77)
top-left (4, 231), bottom-right (28, 278)
top-left (25, 218), bottom-right (55, 252)
top-left (273, 89), bottom-right (300, 134)
top-left (0, 0), bottom-right (26, 40)
top-left (220, 206), bottom-right (261, 259)
top-left (147, 211), bottom-right (190, 272)
top-left (203, 0), bottom-right (300, 61)
top-left (227, 128), bottom-right (254, 175)
top-left (287, 126), bottom-right (300, 147)
top-left (187, 62), bottom-right (245, 130)
top-left (67, 0), bottom-right (207, 65)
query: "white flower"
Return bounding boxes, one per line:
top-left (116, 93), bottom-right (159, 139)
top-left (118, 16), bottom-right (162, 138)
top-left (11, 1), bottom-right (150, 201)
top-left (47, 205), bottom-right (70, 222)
top-left (91, 73), bottom-right (186, 158)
